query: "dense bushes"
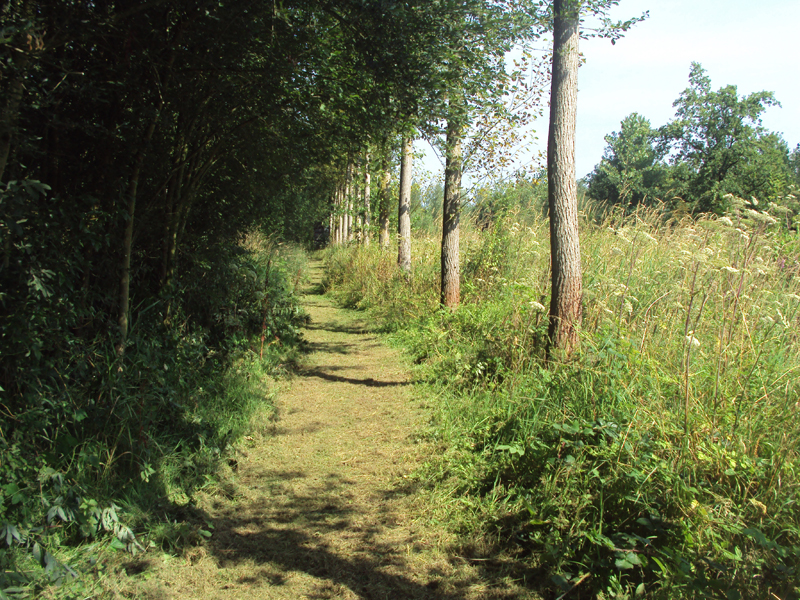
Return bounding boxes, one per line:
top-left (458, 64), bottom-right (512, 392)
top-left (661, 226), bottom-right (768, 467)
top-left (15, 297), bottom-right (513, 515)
top-left (0, 195), bottom-right (309, 596)
top-left (324, 199), bottom-right (800, 599)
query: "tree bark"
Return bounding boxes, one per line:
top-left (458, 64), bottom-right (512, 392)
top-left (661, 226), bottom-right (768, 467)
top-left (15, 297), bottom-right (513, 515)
top-left (346, 161), bottom-right (354, 242)
top-left (337, 180), bottom-right (345, 244)
top-left (547, 0), bottom-right (582, 356)
top-left (363, 150), bottom-right (371, 246)
top-left (397, 137), bottom-right (412, 273)
top-left (378, 146), bottom-right (391, 248)
top-left (440, 117), bottom-right (462, 308)
top-left (118, 38), bottom-right (179, 353)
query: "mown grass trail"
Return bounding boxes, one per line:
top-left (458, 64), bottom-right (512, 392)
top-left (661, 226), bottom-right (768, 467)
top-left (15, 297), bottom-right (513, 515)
top-left (112, 260), bottom-right (539, 600)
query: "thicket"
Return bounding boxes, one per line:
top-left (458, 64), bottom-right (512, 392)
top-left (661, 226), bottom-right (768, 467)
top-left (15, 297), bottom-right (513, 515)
top-left (1, 216), bottom-right (309, 596)
top-left (324, 191), bottom-right (800, 599)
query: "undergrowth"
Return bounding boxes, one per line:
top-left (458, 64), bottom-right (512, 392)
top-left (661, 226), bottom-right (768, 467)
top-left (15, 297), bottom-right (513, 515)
top-left (0, 231), bottom-right (309, 598)
top-left (324, 198), bottom-right (800, 599)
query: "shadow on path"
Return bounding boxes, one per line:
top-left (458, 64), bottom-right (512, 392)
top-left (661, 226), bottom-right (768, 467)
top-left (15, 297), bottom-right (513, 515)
top-left (207, 475), bottom-right (488, 600)
top-left (301, 366), bottom-right (412, 388)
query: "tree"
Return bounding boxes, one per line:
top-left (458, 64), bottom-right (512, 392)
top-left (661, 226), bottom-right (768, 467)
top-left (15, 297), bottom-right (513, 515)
top-left (661, 63), bottom-right (789, 212)
top-left (518, 0), bottom-right (645, 354)
top-left (378, 141), bottom-right (393, 248)
top-left (587, 113), bottom-right (665, 207)
top-left (546, 0), bottom-right (582, 356)
top-left (441, 100), bottom-right (465, 307)
top-left (791, 144), bottom-right (800, 187)
top-left (398, 137), bottom-right (413, 273)
top-left (363, 150), bottom-right (371, 245)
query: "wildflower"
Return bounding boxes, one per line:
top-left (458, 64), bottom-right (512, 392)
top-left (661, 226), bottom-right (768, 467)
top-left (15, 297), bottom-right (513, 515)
top-left (685, 333), bottom-right (700, 348)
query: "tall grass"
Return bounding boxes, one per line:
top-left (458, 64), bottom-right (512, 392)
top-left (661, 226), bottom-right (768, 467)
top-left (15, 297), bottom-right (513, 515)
top-left (325, 200), bottom-right (800, 599)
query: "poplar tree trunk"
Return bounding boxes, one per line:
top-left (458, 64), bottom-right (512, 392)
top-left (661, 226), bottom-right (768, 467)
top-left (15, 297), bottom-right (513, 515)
top-left (440, 118), bottom-right (462, 308)
top-left (363, 150), bottom-right (371, 246)
top-left (328, 204), bottom-right (334, 246)
top-left (346, 161), bottom-right (354, 242)
top-left (547, 0), bottom-right (583, 356)
top-left (353, 161), bottom-right (362, 241)
top-left (378, 148), bottom-right (391, 248)
top-left (397, 137), bottom-right (412, 273)
top-left (336, 182), bottom-right (344, 245)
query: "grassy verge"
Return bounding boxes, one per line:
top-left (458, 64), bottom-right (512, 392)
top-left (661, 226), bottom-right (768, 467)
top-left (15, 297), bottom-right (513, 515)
top-left (324, 201), bottom-right (800, 599)
top-left (0, 235), bottom-right (310, 599)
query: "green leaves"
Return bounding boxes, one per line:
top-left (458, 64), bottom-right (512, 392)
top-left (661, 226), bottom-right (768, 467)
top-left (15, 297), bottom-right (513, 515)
top-left (661, 63), bottom-right (791, 212)
top-left (588, 63), bottom-right (793, 214)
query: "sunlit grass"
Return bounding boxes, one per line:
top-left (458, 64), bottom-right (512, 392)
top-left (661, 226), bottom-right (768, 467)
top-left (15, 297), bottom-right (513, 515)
top-left (324, 199), bottom-right (800, 598)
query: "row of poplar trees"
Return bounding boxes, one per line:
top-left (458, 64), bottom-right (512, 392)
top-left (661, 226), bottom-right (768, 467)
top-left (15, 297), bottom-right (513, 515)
top-left (322, 0), bottom-right (643, 356)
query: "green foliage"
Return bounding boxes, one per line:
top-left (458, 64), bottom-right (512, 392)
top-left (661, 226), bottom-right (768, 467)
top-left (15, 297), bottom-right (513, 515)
top-left (587, 64), bottom-right (794, 215)
top-left (587, 113), bottom-right (666, 208)
top-left (0, 224), bottom-right (309, 595)
top-left (325, 205), bottom-right (800, 599)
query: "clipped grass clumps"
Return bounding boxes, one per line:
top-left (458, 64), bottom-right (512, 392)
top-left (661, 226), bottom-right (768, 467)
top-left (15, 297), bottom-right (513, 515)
top-left (324, 200), bottom-right (800, 599)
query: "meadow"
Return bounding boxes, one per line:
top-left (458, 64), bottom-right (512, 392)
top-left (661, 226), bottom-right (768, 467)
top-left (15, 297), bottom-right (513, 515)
top-left (324, 196), bottom-right (800, 599)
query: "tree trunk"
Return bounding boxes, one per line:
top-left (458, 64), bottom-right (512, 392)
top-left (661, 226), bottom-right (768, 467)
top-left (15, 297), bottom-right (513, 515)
top-left (160, 138), bottom-right (186, 291)
top-left (0, 4), bottom-right (34, 184)
top-left (118, 41), bottom-right (179, 353)
top-left (397, 137), bottom-right (412, 273)
top-left (546, 0), bottom-right (583, 356)
top-left (118, 117), bottom-right (157, 352)
top-left (346, 161), bottom-right (354, 243)
top-left (440, 117), bottom-right (463, 308)
top-left (337, 181), bottom-right (345, 244)
top-left (379, 147), bottom-right (391, 248)
top-left (328, 203), bottom-right (334, 246)
top-left (363, 150), bottom-right (371, 246)
top-left (353, 161), bottom-right (362, 241)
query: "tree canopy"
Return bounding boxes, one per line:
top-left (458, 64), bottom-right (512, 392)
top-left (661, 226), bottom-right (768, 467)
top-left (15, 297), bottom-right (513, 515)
top-left (587, 63), bottom-right (794, 213)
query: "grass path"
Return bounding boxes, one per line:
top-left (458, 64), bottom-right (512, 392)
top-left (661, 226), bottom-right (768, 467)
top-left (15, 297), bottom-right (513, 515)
top-left (117, 261), bottom-right (539, 600)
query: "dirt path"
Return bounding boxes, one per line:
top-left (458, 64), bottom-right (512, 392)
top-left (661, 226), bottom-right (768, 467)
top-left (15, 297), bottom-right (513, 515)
top-left (121, 261), bottom-right (538, 600)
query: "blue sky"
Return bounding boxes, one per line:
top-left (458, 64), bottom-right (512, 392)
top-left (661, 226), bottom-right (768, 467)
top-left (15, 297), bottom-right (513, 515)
top-left (420, 0), bottom-right (800, 182)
